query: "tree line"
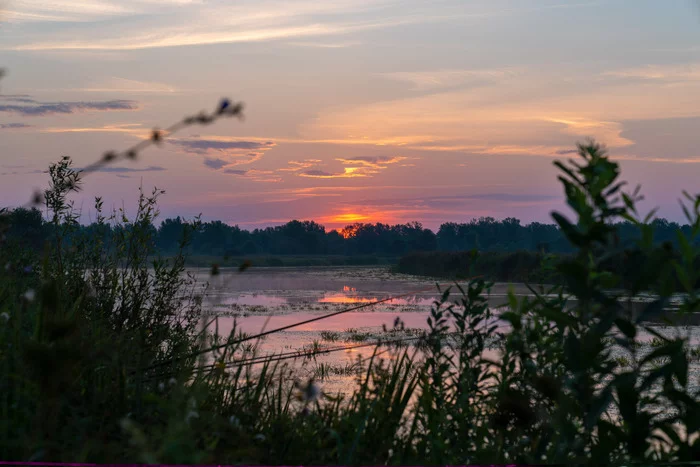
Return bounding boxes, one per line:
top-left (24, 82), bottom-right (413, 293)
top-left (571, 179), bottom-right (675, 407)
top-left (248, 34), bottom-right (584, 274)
top-left (4, 207), bottom-right (698, 257)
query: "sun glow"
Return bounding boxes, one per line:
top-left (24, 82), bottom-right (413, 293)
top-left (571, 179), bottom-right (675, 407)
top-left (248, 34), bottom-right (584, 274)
top-left (333, 213), bottom-right (370, 223)
top-left (321, 211), bottom-right (396, 237)
top-left (340, 225), bottom-right (359, 239)
top-left (319, 294), bottom-right (375, 304)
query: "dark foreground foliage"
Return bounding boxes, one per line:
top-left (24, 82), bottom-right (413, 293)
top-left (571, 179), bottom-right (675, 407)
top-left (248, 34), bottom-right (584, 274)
top-left (1, 140), bottom-right (699, 465)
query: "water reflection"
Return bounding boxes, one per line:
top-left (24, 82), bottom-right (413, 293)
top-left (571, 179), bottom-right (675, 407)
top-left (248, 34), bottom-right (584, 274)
top-left (319, 292), bottom-right (436, 305)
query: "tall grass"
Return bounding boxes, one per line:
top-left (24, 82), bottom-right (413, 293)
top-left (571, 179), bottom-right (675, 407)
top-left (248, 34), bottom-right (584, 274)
top-left (1, 139), bottom-right (699, 464)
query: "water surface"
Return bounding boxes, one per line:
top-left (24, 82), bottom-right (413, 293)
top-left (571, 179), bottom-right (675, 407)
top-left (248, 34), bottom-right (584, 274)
top-left (192, 266), bottom-right (700, 395)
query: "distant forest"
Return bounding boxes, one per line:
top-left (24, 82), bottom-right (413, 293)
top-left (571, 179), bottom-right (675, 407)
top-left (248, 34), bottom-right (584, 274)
top-left (4, 207), bottom-right (699, 257)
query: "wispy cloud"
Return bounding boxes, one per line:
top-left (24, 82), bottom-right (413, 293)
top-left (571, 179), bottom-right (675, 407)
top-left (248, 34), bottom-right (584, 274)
top-left (299, 167), bottom-right (371, 179)
top-left (40, 123), bottom-right (146, 136)
top-left (335, 155), bottom-right (407, 169)
top-left (6, 1), bottom-right (479, 51)
top-left (3, 0), bottom-right (202, 23)
top-left (0, 99), bottom-right (138, 116)
top-left (172, 139), bottom-right (276, 152)
top-left (604, 64), bottom-right (700, 83)
top-left (203, 158), bottom-right (229, 170)
top-left (279, 156), bottom-right (407, 179)
top-left (279, 159), bottom-right (322, 172)
top-left (383, 68), bottom-right (522, 91)
top-left (222, 168), bottom-right (281, 183)
top-left (0, 123), bottom-right (32, 129)
top-left (75, 165), bottom-right (166, 173)
top-left (170, 137), bottom-right (277, 170)
top-left (78, 77), bottom-right (179, 94)
top-left (0, 94), bottom-right (36, 103)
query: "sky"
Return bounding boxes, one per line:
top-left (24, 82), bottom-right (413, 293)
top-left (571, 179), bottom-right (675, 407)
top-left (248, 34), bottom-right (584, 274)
top-left (1, 0), bottom-right (700, 231)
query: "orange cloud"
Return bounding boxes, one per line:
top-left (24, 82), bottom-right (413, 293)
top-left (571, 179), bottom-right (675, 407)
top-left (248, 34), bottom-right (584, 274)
top-left (298, 167), bottom-right (371, 178)
top-left (278, 159), bottom-right (322, 172)
top-left (335, 155), bottom-right (407, 169)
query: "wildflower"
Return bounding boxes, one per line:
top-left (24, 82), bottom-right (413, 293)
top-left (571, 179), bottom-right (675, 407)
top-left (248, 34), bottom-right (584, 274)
top-left (295, 378), bottom-right (321, 403)
top-left (158, 382), bottom-right (165, 392)
top-left (254, 434), bottom-right (265, 442)
top-left (23, 289), bottom-right (35, 302)
top-left (0, 312), bottom-right (9, 322)
top-left (168, 377), bottom-right (177, 386)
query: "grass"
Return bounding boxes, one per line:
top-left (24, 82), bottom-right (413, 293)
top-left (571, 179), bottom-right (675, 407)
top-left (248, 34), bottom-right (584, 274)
top-left (650, 337), bottom-right (666, 348)
top-left (690, 347), bottom-right (700, 362)
top-left (312, 362), bottom-right (361, 380)
top-left (320, 331), bottom-right (340, 342)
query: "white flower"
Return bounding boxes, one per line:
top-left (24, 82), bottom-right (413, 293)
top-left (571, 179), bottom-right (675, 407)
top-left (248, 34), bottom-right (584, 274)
top-left (0, 312), bottom-right (9, 322)
top-left (254, 434), bottom-right (265, 442)
top-left (296, 379), bottom-right (321, 403)
top-left (158, 382), bottom-right (165, 391)
top-left (23, 289), bottom-right (35, 302)
top-left (168, 377), bottom-right (177, 386)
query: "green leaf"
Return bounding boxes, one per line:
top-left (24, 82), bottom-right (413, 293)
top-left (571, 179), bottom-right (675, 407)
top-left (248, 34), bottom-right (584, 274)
top-left (537, 307), bottom-right (576, 328)
top-left (551, 212), bottom-right (584, 246)
top-left (614, 318), bottom-right (636, 339)
top-left (640, 339), bottom-right (683, 366)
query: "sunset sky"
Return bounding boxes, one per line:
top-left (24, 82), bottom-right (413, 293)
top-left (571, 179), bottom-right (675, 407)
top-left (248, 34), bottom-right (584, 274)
top-left (1, 0), bottom-right (700, 230)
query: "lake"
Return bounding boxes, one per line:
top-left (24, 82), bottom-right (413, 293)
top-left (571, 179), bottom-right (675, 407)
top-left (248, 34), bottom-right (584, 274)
top-left (192, 266), bottom-right (700, 396)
